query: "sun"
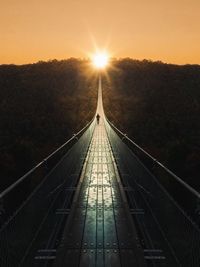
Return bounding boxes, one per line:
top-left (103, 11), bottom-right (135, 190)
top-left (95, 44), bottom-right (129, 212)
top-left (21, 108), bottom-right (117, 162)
top-left (92, 53), bottom-right (109, 69)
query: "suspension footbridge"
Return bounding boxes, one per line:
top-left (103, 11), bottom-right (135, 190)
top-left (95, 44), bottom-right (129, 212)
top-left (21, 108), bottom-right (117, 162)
top-left (0, 77), bottom-right (200, 267)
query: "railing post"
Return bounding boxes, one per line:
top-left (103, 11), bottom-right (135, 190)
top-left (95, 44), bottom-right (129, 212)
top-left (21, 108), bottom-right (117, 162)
top-left (122, 134), bottom-right (127, 141)
top-left (73, 133), bottom-right (78, 141)
top-left (151, 159), bottom-right (158, 171)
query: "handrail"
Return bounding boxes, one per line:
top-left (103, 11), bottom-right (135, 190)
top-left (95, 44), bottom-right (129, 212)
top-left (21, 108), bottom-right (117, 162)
top-left (0, 119), bottom-right (94, 199)
top-left (104, 117), bottom-right (200, 267)
top-left (106, 118), bottom-right (200, 200)
top-left (0, 116), bottom-right (96, 266)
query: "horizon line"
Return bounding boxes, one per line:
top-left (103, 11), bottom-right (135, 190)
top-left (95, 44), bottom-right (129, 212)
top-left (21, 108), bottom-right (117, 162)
top-left (1, 57), bottom-right (200, 67)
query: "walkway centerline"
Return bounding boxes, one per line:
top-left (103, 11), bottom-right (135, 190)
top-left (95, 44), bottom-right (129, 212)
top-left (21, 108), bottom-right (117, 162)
top-left (54, 77), bottom-right (145, 267)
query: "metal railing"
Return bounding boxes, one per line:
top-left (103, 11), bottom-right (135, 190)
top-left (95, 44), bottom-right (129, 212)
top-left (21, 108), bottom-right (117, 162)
top-left (105, 118), bottom-right (200, 267)
top-left (0, 119), bottom-right (95, 267)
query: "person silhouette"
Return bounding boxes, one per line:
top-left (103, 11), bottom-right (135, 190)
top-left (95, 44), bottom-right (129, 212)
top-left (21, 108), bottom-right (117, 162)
top-left (96, 113), bottom-right (100, 124)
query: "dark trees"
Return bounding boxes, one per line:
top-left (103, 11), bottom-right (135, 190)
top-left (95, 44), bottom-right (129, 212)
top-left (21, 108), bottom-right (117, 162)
top-left (103, 59), bottom-right (200, 190)
top-left (0, 59), bottom-right (97, 191)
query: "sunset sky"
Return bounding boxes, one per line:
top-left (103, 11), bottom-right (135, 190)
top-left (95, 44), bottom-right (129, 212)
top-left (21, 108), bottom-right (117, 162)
top-left (1, 0), bottom-right (200, 65)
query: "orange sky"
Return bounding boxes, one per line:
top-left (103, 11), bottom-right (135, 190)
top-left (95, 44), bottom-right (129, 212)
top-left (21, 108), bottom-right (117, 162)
top-left (1, 0), bottom-right (200, 65)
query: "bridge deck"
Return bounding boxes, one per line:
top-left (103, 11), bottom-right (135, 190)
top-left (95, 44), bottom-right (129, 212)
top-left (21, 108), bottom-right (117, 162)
top-left (55, 118), bottom-right (145, 266)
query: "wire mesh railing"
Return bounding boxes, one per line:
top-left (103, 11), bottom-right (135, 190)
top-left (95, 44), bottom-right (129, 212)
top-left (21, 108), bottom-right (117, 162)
top-left (0, 119), bottom-right (95, 267)
top-left (105, 118), bottom-right (200, 267)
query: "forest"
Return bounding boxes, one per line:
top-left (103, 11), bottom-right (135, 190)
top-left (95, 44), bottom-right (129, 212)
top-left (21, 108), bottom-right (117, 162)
top-left (103, 58), bottom-right (200, 191)
top-left (1, 58), bottom-right (200, 195)
top-left (0, 59), bottom-right (97, 191)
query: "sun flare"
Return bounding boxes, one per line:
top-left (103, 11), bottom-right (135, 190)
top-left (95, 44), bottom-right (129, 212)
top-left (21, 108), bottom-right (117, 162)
top-left (92, 53), bottom-right (109, 69)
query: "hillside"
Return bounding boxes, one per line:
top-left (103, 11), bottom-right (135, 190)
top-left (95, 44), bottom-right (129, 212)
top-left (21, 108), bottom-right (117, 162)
top-left (103, 59), bottom-right (200, 191)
